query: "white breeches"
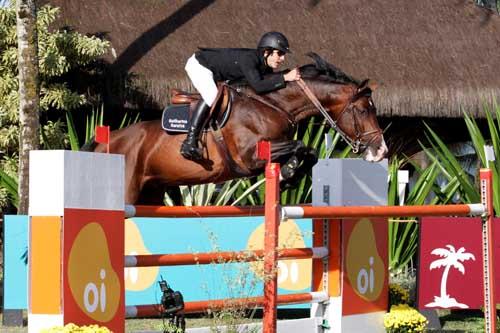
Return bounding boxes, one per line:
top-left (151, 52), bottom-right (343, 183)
top-left (185, 54), bottom-right (218, 107)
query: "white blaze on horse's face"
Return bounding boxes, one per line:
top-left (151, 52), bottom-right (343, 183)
top-left (363, 137), bottom-right (388, 162)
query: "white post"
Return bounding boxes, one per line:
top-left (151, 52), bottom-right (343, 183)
top-left (397, 170), bottom-right (409, 206)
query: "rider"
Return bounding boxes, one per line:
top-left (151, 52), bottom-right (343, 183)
top-left (180, 31), bottom-right (301, 161)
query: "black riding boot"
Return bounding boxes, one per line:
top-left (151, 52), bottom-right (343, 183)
top-left (180, 100), bottom-right (210, 161)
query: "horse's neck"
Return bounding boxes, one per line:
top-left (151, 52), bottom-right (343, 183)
top-left (234, 80), bottom-right (352, 123)
top-left (284, 80), bottom-right (353, 122)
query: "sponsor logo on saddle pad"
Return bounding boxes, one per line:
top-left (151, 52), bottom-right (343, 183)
top-left (161, 101), bottom-right (232, 134)
top-left (161, 104), bottom-right (191, 133)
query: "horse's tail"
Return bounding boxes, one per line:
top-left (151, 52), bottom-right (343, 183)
top-left (80, 137), bottom-right (98, 151)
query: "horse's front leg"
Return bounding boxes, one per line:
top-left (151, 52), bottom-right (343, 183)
top-left (268, 140), bottom-right (318, 186)
top-left (282, 147), bottom-right (318, 188)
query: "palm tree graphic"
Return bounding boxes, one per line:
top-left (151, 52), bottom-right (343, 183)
top-left (425, 244), bottom-right (475, 309)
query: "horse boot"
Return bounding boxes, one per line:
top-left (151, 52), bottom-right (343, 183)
top-left (180, 100), bottom-right (210, 161)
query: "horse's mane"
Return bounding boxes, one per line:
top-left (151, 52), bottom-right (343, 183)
top-left (299, 52), bottom-right (359, 85)
top-left (228, 52), bottom-right (359, 89)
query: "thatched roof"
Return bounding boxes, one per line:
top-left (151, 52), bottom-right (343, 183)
top-left (41, 0), bottom-right (500, 118)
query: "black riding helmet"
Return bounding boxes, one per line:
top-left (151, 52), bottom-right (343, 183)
top-left (257, 31), bottom-right (291, 54)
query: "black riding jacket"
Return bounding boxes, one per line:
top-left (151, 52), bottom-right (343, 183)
top-left (195, 48), bottom-right (286, 94)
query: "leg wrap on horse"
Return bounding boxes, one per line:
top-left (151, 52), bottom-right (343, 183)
top-left (181, 100), bottom-right (210, 161)
top-left (271, 140), bottom-right (308, 182)
top-left (280, 145), bottom-right (319, 189)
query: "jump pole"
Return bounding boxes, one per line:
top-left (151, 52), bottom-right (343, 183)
top-left (263, 162), bottom-right (280, 333)
top-left (480, 168), bottom-right (496, 333)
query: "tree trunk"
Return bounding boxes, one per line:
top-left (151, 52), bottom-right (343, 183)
top-left (16, 0), bottom-right (40, 214)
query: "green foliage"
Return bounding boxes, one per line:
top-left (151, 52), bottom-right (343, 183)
top-left (420, 102), bottom-right (500, 216)
top-left (0, 4), bottom-right (109, 156)
top-left (0, 155), bottom-right (18, 208)
top-left (389, 100), bottom-right (500, 273)
top-left (0, 4), bottom-right (109, 211)
top-left (388, 155), bottom-right (443, 272)
top-left (421, 123), bottom-right (480, 204)
top-left (389, 283), bottom-right (411, 307)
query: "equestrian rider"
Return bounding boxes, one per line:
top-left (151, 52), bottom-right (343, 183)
top-left (180, 31), bottom-right (301, 161)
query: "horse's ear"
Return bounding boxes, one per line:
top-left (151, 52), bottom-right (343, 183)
top-left (306, 52), bottom-right (329, 72)
top-left (354, 79), bottom-right (374, 100)
top-left (357, 79), bottom-right (369, 91)
top-left (355, 79), bottom-right (379, 99)
top-left (358, 79), bottom-right (379, 92)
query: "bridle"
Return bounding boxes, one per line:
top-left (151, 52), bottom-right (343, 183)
top-left (297, 79), bottom-right (382, 153)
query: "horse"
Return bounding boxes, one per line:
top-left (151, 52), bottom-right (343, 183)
top-left (89, 53), bottom-right (388, 205)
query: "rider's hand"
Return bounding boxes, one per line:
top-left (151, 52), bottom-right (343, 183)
top-left (284, 68), bottom-right (301, 82)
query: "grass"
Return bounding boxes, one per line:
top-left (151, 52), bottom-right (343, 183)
top-left (429, 309), bottom-right (498, 332)
top-left (0, 313), bottom-right (260, 332)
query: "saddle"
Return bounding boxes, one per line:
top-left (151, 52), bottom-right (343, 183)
top-left (161, 85), bottom-right (233, 133)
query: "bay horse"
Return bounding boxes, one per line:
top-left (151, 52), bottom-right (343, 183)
top-left (89, 53), bottom-right (388, 204)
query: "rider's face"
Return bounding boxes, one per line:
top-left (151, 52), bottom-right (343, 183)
top-left (265, 50), bottom-right (286, 69)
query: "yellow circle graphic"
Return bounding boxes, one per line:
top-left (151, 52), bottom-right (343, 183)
top-left (247, 220), bottom-right (311, 291)
top-left (345, 218), bottom-right (385, 301)
top-left (68, 223), bottom-right (121, 322)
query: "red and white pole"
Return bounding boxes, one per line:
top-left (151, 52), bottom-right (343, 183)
top-left (263, 162), bottom-right (280, 333)
top-left (480, 168), bottom-right (496, 333)
top-left (257, 140), bottom-right (281, 333)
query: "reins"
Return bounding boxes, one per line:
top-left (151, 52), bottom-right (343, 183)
top-left (296, 78), bottom-right (380, 153)
top-left (226, 84), bottom-right (297, 130)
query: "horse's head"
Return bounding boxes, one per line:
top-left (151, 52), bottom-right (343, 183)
top-left (333, 79), bottom-right (388, 162)
top-left (300, 53), bottom-right (388, 162)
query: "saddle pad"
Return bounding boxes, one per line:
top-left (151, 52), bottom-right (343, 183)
top-left (161, 104), bottom-right (190, 133)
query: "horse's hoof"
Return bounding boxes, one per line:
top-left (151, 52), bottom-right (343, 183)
top-left (281, 167), bottom-right (295, 180)
top-left (281, 181), bottom-right (297, 190)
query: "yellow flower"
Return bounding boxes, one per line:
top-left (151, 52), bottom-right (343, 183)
top-left (383, 305), bottom-right (428, 333)
top-left (41, 323), bottom-right (112, 333)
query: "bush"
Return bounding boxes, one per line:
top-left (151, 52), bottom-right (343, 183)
top-left (389, 283), bottom-right (410, 306)
top-left (383, 304), bottom-right (428, 333)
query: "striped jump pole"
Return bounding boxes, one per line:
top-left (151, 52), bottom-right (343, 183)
top-left (480, 168), bottom-right (496, 333)
top-left (125, 205), bottom-right (265, 218)
top-left (125, 247), bottom-right (328, 267)
top-left (282, 203), bottom-right (485, 219)
top-left (125, 292), bottom-right (329, 318)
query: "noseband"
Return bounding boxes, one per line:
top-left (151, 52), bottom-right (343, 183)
top-left (297, 79), bottom-right (381, 153)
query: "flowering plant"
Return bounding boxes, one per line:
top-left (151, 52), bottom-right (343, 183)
top-left (389, 283), bottom-right (410, 306)
top-left (384, 304), bottom-right (428, 333)
top-left (41, 323), bottom-right (111, 333)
